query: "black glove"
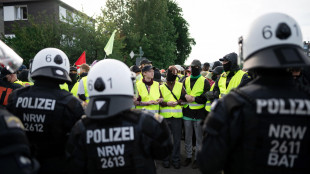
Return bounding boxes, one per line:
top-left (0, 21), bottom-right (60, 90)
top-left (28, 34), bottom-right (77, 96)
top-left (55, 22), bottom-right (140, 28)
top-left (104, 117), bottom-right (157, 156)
top-left (204, 91), bottom-right (215, 100)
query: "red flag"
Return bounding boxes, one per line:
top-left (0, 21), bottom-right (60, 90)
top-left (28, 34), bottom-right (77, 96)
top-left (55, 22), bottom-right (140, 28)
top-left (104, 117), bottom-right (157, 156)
top-left (75, 51), bottom-right (86, 68)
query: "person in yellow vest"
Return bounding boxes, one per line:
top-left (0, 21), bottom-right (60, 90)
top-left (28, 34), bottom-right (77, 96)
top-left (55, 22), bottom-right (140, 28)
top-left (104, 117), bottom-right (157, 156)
top-left (204, 66), bottom-right (223, 112)
top-left (182, 59), bottom-right (210, 169)
top-left (209, 52), bottom-right (251, 100)
top-left (77, 63), bottom-right (90, 103)
top-left (160, 66), bottom-right (188, 169)
top-left (130, 65), bottom-right (142, 82)
top-left (134, 65), bottom-right (163, 114)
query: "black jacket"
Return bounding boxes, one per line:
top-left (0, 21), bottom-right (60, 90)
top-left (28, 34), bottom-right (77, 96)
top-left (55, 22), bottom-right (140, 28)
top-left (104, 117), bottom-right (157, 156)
top-left (7, 79), bottom-right (84, 174)
top-left (183, 76), bottom-right (210, 120)
top-left (198, 75), bottom-right (310, 174)
top-left (66, 109), bottom-right (173, 174)
top-left (0, 107), bottom-right (39, 174)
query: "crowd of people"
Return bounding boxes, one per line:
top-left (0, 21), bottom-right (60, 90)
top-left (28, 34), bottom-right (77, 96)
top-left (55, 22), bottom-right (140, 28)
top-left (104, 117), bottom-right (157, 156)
top-left (1, 12), bottom-right (310, 174)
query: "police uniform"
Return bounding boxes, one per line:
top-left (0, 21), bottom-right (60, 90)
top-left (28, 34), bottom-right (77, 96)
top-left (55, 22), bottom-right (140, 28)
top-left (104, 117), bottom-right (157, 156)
top-left (0, 108), bottom-right (39, 174)
top-left (198, 13), bottom-right (310, 174)
top-left (67, 110), bottom-right (172, 174)
top-left (66, 59), bottom-right (172, 174)
top-left (7, 48), bottom-right (84, 174)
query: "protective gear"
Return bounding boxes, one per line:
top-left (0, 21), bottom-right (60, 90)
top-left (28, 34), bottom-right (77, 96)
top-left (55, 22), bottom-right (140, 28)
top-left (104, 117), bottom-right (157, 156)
top-left (190, 59), bottom-right (202, 67)
top-left (191, 66), bottom-right (201, 76)
top-left (218, 70), bottom-right (246, 98)
top-left (85, 59), bottom-right (134, 119)
top-left (223, 61), bottom-right (232, 72)
top-left (184, 76), bottom-right (205, 110)
top-left (199, 12), bottom-right (310, 174)
top-left (0, 40), bottom-right (23, 73)
top-left (69, 73), bottom-right (77, 84)
top-left (30, 48), bottom-right (71, 83)
top-left (198, 74), bottom-right (310, 174)
top-left (7, 78), bottom-right (84, 174)
top-left (240, 12), bottom-right (310, 69)
top-left (167, 69), bottom-right (177, 81)
top-left (66, 109), bottom-right (172, 174)
top-left (211, 75), bottom-right (218, 81)
top-left (159, 82), bottom-right (183, 118)
top-left (136, 80), bottom-right (160, 113)
top-left (0, 109), bottom-right (39, 174)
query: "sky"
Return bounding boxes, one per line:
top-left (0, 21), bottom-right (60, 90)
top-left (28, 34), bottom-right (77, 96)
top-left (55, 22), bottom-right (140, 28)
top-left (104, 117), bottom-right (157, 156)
top-left (62, 0), bottom-right (310, 65)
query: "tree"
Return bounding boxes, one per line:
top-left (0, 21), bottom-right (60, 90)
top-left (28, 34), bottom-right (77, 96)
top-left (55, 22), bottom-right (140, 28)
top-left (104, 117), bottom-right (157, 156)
top-left (102, 0), bottom-right (195, 68)
top-left (167, 0), bottom-right (196, 65)
top-left (2, 12), bottom-right (125, 67)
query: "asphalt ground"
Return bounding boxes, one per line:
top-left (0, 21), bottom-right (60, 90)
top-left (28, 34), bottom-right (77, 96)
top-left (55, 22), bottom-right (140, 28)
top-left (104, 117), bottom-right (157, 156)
top-left (155, 140), bottom-right (201, 174)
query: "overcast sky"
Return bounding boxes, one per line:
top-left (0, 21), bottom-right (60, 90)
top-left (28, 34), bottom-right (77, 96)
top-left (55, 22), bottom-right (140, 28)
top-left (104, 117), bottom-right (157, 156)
top-left (62, 0), bottom-right (310, 65)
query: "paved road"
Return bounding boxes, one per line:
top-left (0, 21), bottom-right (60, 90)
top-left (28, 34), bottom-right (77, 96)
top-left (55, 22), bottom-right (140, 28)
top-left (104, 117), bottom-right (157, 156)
top-left (155, 140), bottom-right (201, 174)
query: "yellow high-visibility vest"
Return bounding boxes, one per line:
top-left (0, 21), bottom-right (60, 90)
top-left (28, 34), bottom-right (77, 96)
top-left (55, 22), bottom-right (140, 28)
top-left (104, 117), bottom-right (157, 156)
top-left (218, 70), bottom-right (246, 98)
top-left (205, 83), bottom-right (215, 112)
top-left (136, 80), bottom-right (160, 114)
top-left (59, 83), bottom-right (69, 91)
top-left (159, 82), bottom-right (183, 118)
top-left (184, 76), bottom-right (205, 110)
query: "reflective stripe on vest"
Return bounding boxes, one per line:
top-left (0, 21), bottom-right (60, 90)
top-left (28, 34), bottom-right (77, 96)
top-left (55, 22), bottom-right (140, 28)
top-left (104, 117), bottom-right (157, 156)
top-left (184, 76), bottom-right (205, 110)
top-left (136, 80), bottom-right (160, 112)
top-left (205, 83), bottom-right (215, 112)
top-left (218, 70), bottom-right (246, 98)
top-left (159, 82), bottom-right (183, 118)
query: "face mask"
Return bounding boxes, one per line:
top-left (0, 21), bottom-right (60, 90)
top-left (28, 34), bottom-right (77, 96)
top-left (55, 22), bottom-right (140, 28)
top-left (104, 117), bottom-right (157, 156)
top-left (212, 75), bottom-right (218, 81)
top-left (69, 73), bottom-right (77, 83)
top-left (166, 70), bottom-right (177, 81)
top-left (191, 67), bottom-right (201, 76)
top-left (223, 62), bottom-right (231, 72)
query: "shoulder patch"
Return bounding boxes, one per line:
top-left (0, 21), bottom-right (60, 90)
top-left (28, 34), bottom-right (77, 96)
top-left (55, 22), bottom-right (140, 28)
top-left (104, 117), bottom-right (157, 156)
top-left (4, 116), bottom-right (24, 129)
top-left (153, 113), bottom-right (164, 123)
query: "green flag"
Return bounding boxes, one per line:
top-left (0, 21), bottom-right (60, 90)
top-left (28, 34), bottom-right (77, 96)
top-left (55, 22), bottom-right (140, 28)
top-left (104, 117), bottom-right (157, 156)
top-left (104, 30), bottom-right (117, 56)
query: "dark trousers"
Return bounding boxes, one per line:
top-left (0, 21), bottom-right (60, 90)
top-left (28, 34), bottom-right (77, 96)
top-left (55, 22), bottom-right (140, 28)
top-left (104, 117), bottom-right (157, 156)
top-left (163, 117), bottom-right (182, 164)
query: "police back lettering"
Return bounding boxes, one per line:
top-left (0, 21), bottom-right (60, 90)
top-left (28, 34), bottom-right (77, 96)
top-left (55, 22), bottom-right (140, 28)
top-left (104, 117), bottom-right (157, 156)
top-left (86, 126), bottom-right (135, 169)
top-left (256, 98), bottom-right (310, 115)
top-left (256, 98), bottom-right (309, 169)
top-left (15, 97), bottom-right (55, 133)
top-left (16, 97), bottom-right (56, 110)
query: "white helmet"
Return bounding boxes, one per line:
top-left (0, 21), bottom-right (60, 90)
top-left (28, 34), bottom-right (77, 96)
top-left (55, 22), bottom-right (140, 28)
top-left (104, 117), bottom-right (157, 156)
top-left (30, 48), bottom-right (71, 82)
top-left (240, 13), bottom-right (310, 70)
top-left (85, 59), bottom-right (134, 119)
top-left (0, 40), bottom-right (23, 73)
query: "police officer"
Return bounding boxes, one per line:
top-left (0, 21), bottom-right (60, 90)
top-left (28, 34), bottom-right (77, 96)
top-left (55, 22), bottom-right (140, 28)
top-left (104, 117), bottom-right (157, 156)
top-left (0, 40), bottom-right (38, 174)
top-left (66, 59), bottom-right (172, 174)
top-left (198, 13), bottom-right (310, 174)
top-left (7, 48), bottom-right (84, 174)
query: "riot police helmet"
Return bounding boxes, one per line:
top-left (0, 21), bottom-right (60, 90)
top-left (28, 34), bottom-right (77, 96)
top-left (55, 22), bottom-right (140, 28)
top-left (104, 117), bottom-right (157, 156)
top-left (30, 48), bottom-right (71, 83)
top-left (240, 12), bottom-right (310, 70)
top-left (85, 59), bottom-right (135, 119)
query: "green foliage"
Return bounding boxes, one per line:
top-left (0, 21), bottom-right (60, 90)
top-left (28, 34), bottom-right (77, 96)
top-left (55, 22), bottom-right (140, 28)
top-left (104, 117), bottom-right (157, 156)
top-left (2, 12), bottom-right (125, 67)
top-left (167, 0), bottom-right (196, 65)
top-left (2, 0), bottom-right (194, 69)
top-left (102, 0), bottom-right (195, 68)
